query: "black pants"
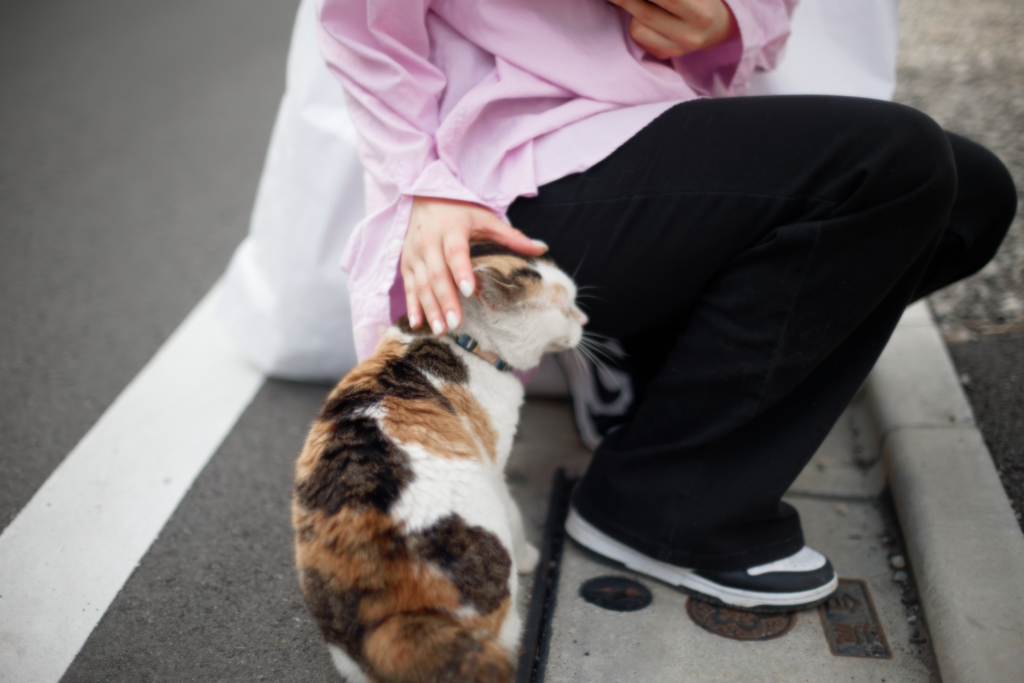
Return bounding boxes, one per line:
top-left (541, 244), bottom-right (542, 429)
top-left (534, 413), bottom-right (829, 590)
top-left (507, 96), bottom-right (1016, 571)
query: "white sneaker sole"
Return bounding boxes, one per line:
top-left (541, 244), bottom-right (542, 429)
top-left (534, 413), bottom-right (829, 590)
top-left (565, 508), bottom-right (838, 610)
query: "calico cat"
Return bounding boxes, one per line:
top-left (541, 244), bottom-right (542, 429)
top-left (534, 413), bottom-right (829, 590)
top-left (292, 243), bottom-right (587, 683)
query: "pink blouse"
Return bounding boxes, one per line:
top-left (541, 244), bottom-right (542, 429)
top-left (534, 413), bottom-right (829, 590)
top-left (317, 0), bottom-right (796, 360)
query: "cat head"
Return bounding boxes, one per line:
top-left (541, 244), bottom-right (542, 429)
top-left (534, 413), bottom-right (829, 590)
top-left (458, 242), bottom-right (587, 370)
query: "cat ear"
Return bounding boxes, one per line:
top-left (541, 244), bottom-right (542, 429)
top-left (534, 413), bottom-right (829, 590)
top-left (472, 258), bottom-right (543, 310)
top-left (473, 265), bottom-right (515, 311)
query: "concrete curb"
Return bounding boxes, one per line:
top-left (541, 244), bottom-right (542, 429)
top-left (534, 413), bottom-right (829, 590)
top-left (865, 302), bottom-right (1024, 683)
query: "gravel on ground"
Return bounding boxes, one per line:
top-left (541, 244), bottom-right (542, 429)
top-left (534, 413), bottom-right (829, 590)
top-left (893, 0), bottom-right (1024, 530)
top-left (895, 0), bottom-right (1024, 336)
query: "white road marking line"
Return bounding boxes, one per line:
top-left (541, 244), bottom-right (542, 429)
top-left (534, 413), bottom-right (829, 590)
top-left (0, 283), bottom-right (265, 683)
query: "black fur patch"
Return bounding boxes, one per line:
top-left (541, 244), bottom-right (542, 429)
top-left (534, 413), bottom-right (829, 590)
top-left (412, 515), bottom-right (512, 615)
top-left (469, 241), bottom-right (535, 262)
top-left (396, 315), bottom-right (430, 336)
top-left (294, 416), bottom-right (413, 515)
top-left (405, 337), bottom-right (468, 385)
top-left (320, 352), bottom-right (457, 420)
top-left (300, 567), bottom-right (368, 663)
top-left (319, 387), bottom-right (381, 424)
top-left (380, 358), bottom-right (456, 413)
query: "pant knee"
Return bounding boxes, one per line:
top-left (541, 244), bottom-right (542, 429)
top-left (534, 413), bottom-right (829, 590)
top-left (885, 105), bottom-right (958, 231)
top-left (827, 100), bottom-right (956, 247)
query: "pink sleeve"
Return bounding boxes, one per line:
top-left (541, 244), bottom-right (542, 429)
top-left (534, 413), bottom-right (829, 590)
top-left (317, 0), bottom-right (485, 206)
top-left (672, 0), bottom-right (798, 96)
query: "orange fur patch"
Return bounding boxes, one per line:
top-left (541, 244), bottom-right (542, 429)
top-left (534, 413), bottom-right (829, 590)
top-left (364, 613), bottom-right (513, 683)
top-left (334, 336), bottom-right (405, 392)
top-left (381, 396), bottom-right (482, 461)
top-left (441, 384), bottom-right (499, 461)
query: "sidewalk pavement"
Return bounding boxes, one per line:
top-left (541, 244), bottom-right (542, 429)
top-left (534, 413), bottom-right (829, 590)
top-left (512, 301), bottom-right (1024, 683)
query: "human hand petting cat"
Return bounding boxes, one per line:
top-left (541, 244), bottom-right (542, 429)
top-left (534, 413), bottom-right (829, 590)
top-left (402, 196), bottom-right (548, 336)
top-left (608, 0), bottom-right (738, 59)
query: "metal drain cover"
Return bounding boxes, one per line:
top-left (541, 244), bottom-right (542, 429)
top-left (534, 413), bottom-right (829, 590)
top-left (579, 576), bottom-right (652, 612)
top-left (686, 598), bottom-right (795, 641)
top-left (819, 578), bottom-right (892, 658)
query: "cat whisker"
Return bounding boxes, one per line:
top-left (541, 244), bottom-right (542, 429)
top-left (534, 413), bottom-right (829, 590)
top-left (573, 344), bottom-right (634, 393)
top-left (579, 334), bottom-right (626, 361)
top-left (575, 343), bottom-right (615, 376)
top-left (569, 346), bottom-right (588, 377)
top-left (577, 338), bottom-right (615, 361)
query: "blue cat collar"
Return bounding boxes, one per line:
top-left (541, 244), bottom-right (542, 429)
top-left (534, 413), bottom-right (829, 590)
top-left (451, 333), bottom-right (512, 372)
top-left (454, 334), bottom-right (478, 352)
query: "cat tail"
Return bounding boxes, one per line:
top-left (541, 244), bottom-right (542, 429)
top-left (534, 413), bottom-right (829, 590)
top-left (363, 611), bottom-right (514, 683)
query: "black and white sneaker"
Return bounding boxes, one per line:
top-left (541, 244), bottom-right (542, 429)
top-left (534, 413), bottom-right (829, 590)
top-left (557, 343), bottom-right (634, 450)
top-left (565, 507), bottom-right (838, 612)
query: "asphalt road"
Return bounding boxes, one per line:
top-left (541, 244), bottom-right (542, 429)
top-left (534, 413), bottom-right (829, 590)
top-left (2, 0), bottom-right (1020, 680)
top-left (0, 1), bottom-right (331, 678)
top-left (0, 0), bottom-right (297, 532)
top-left (947, 333), bottom-right (1024, 529)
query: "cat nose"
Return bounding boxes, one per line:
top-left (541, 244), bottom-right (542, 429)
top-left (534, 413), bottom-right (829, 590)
top-left (575, 309), bottom-right (588, 325)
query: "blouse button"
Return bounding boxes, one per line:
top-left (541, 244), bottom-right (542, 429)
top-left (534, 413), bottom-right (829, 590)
top-left (389, 239), bottom-right (402, 252)
top-left (357, 328), bottom-right (367, 340)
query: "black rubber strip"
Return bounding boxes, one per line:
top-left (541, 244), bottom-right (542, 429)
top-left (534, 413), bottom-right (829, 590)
top-left (517, 469), bottom-right (576, 683)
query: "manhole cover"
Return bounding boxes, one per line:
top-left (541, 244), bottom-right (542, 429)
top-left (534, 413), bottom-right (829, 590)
top-left (686, 598), bottom-right (795, 641)
top-left (579, 576), bottom-right (652, 612)
top-left (819, 578), bottom-right (892, 658)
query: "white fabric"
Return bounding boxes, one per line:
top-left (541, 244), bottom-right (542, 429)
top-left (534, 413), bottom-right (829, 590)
top-left (215, 0), bottom-right (362, 381)
top-left (749, 0), bottom-right (900, 99)
top-left (215, 0), bottom-right (900, 381)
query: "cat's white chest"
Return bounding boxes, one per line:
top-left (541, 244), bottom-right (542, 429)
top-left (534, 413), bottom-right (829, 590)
top-left (463, 360), bottom-right (523, 467)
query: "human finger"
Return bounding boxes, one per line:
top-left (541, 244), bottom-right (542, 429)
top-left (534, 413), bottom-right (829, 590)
top-left (610, 0), bottom-right (675, 30)
top-left (471, 214), bottom-right (549, 257)
top-left (423, 242), bottom-right (463, 333)
top-left (650, 0), bottom-right (735, 49)
top-left (401, 258), bottom-right (424, 329)
top-left (411, 258), bottom-right (447, 336)
top-left (628, 17), bottom-right (690, 59)
top-left (443, 231), bottom-right (476, 298)
top-left (647, 0), bottom-right (716, 26)
top-left (611, 0), bottom-right (733, 53)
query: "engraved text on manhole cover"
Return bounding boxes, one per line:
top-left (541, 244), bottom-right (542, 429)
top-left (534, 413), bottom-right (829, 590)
top-left (686, 598), bottom-right (795, 641)
top-left (819, 578), bottom-right (892, 658)
top-left (579, 576), bottom-right (652, 612)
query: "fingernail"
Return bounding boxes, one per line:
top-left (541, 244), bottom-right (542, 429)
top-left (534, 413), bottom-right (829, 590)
top-left (530, 238), bottom-right (548, 251)
top-left (446, 311), bottom-right (459, 330)
top-left (409, 314), bottom-right (419, 328)
top-left (431, 319), bottom-right (445, 336)
top-left (459, 279), bottom-right (473, 297)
